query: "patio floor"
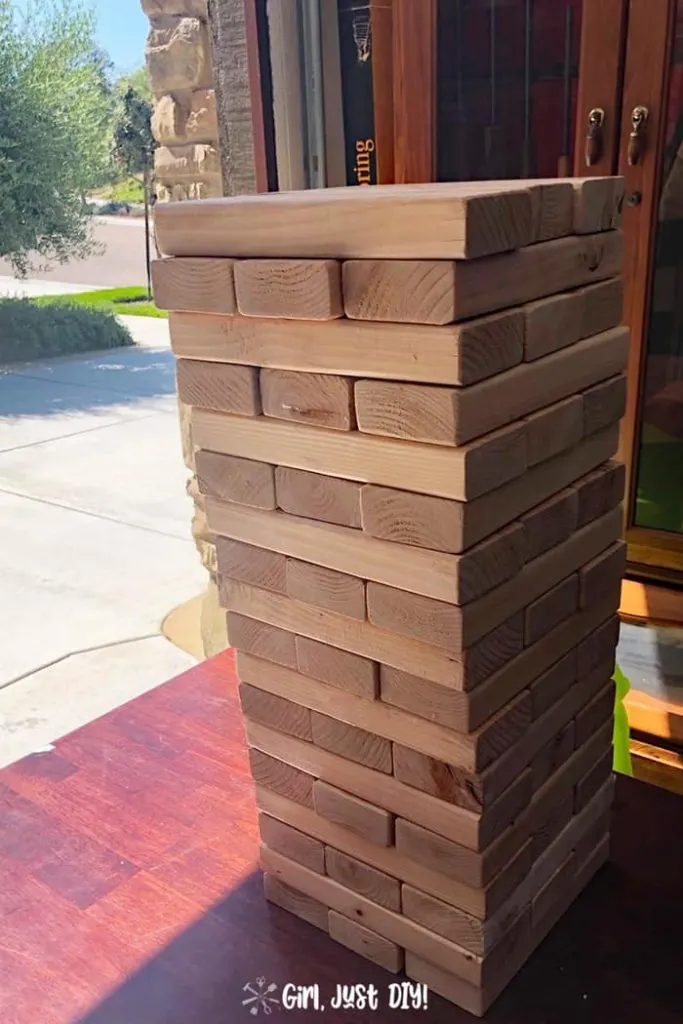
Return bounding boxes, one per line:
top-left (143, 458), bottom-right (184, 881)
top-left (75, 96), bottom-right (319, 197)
top-left (1, 651), bottom-right (682, 1024)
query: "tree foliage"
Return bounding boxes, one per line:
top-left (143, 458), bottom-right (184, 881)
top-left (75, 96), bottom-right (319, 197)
top-left (112, 85), bottom-right (154, 181)
top-left (0, 0), bottom-right (114, 275)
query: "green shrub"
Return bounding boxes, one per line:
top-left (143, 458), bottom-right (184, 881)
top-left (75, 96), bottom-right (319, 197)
top-left (0, 297), bottom-right (134, 364)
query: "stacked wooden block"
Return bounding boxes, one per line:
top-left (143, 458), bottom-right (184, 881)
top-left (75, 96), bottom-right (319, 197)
top-left (154, 178), bottom-right (627, 1017)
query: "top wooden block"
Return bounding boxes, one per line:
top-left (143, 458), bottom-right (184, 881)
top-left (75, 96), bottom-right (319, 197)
top-left (155, 182), bottom-right (536, 262)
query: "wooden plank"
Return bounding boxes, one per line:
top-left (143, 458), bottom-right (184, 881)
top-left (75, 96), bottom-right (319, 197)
top-left (524, 397), bottom-right (583, 467)
top-left (392, 0), bottom-right (436, 183)
top-left (521, 488), bottom-right (579, 563)
top-left (234, 259), bottom-right (343, 320)
top-left (568, 177), bottom-right (625, 234)
top-left (236, 652), bottom-right (525, 774)
top-left (195, 450), bottom-right (276, 509)
top-left (259, 813), bottom-right (325, 874)
top-left (193, 409), bottom-right (528, 502)
top-left (579, 540), bottom-right (627, 609)
top-left (630, 739), bottom-right (683, 798)
top-left (530, 651), bottom-right (578, 720)
top-left (257, 785), bottom-right (532, 920)
top-left (249, 749), bottom-right (314, 807)
top-left (311, 712), bottom-right (392, 774)
top-left (275, 467), bottom-right (362, 529)
top-left (156, 181), bottom-right (535, 261)
top-left (575, 461), bottom-right (626, 528)
top-left (328, 911), bottom-right (403, 973)
top-left (295, 637), bottom-right (378, 700)
top-left (151, 257), bottom-right (236, 314)
top-left (263, 873), bottom-right (328, 930)
top-left (343, 231), bottom-right (622, 324)
top-left (260, 369), bottom-right (355, 431)
top-left (577, 616), bottom-right (620, 676)
top-left (168, 308), bottom-right (525, 386)
top-left (176, 360), bottom-right (260, 416)
top-left (524, 575), bottom-right (579, 647)
top-left (208, 497), bottom-right (523, 606)
top-left (582, 373), bottom-right (627, 436)
top-left (226, 613), bottom-right (297, 668)
top-left (239, 682), bottom-right (312, 740)
top-left (313, 781), bottom-right (394, 847)
top-left (361, 486), bottom-right (466, 555)
top-left (286, 560), bottom-right (365, 621)
top-left (531, 854), bottom-right (576, 929)
top-left (324, 847), bottom-right (401, 912)
top-left (574, 750), bottom-right (613, 812)
top-left (530, 722), bottom-right (576, 792)
top-left (215, 538), bottom-right (286, 593)
top-left (575, 683), bottom-right (614, 748)
top-left (524, 278), bottom-right (623, 362)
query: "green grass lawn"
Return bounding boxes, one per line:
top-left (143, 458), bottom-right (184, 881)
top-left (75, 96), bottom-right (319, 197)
top-left (34, 286), bottom-right (167, 319)
top-left (92, 176), bottom-right (145, 204)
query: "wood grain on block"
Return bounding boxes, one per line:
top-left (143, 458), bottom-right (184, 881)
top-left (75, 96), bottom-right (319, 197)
top-left (582, 373), bottom-right (627, 436)
top-left (246, 719), bottom-right (485, 850)
top-left (394, 816), bottom-right (516, 890)
top-left (215, 538), bottom-right (286, 593)
top-left (361, 486), bottom-right (464, 554)
top-left (343, 260), bottom-right (460, 325)
top-left (578, 615), bottom-right (620, 676)
top-left (401, 885), bottom-right (489, 958)
top-left (239, 683), bottom-right (312, 740)
top-left (155, 181), bottom-right (534, 261)
top-left (524, 277), bottom-right (624, 362)
top-left (311, 712), bottom-right (392, 773)
top-left (176, 360), bottom-right (260, 415)
top-left (260, 369), bottom-right (354, 430)
top-left (286, 560), bottom-right (365, 620)
top-left (236, 652), bottom-right (520, 774)
top-left (234, 259), bottom-right (343, 320)
top-left (275, 467), bottom-right (362, 528)
top-left (579, 540), bottom-right (627, 608)
top-left (575, 461), bottom-right (626, 527)
top-left (574, 750), bottom-right (613, 812)
top-left (295, 637), bottom-right (378, 700)
top-left (521, 488), bottom-right (579, 562)
top-left (263, 873), bottom-right (328, 931)
top-left (328, 911), bottom-right (403, 973)
top-left (324, 847), bottom-right (401, 912)
top-left (530, 721), bottom-right (576, 791)
top-left (168, 308), bottom-right (524, 387)
top-left (575, 683), bottom-right (615, 748)
top-left (151, 256), bottom-right (236, 314)
top-left (530, 650), bottom-right (578, 719)
top-left (208, 497), bottom-right (523, 607)
top-left (226, 613), bottom-right (297, 668)
top-left (195, 450), bottom-right (275, 509)
top-left (524, 574), bottom-right (579, 646)
top-left (531, 853), bottom-right (576, 929)
top-left (193, 408), bottom-right (529, 504)
top-left (259, 813), bottom-right (325, 874)
top-left (249, 749), bottom-right (314, 807)
top-left (313, 781), bottom-right (394, 847)
top-left (525, 397), bottom-right (583, 467)
top-left (568, 176), bottom-right (624, 233)
top-left (354, 380), bottom-right (463, 446)
top-left (256, 787), bottom-right (531, 920)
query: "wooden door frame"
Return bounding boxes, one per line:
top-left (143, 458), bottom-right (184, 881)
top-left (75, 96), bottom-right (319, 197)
top-left (392, 0), bottom-right (436, 183)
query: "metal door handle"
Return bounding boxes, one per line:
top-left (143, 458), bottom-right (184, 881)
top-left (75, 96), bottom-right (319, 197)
top-left (585, 108), bottom-right (605, 167)
top-left (628, 106), bottom-right (649, 166)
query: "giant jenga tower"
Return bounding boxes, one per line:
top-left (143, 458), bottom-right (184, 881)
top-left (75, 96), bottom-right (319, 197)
top-left (154, 178), bottom-right (627, 1017)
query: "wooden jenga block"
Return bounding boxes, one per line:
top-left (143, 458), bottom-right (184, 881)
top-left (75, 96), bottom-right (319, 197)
top-left (573, 809), bottom-right (611, 864)
top-left (226, 613), bottom-right (297, 668)
top-left (195, 450), bottom-right (276, 509)
top-left (275, 467), bottom-right (362, 528)
top-left (582, 373), bottom-right (627, 435)
top-left (313, 781), bottom-right (394, 847)
top-left (361, 486), bottom-right (464, 554)
top-left (568, 176), bottom-right (624, 233)
top-left (249, 749), bottom-right (315, 807)
top-left (328, 911), bottom-right (404, 972)
top-left (260, 369), bottom-right (355, 430)
top-left (577, 616), bottom-right (620, 676)
top-left (324, 847), bottom-right (401, 911)
top-left (521, 488), bottom-right (579, 562)
top-left (524, 396), bottom-right (583, 467)
top-left (156, 181), bottom-right (535, 261)
top-left (579, 540), bottom-right (627, 609)
top-left (575, 683), bottom-right (615, 747)
top-left (311, 712), bottom-right (392, 773)
top-left (286, 560), bottom-right (365, 620)
top-left (353, 380), bottom-right (464, 446)
top-left (215, 538), bottom-right (287, 593)
top-left (530, 852), bottom-right (576, 928)
top-left (295, 637), bottom-right (378, 700)
top-left (263, 873), bottom-right (328, 931)
top-left (239, 683), bottom-right (312, 740)
top-left (574, 750), bottom-right (613, 812)
top-left (170, 308), bottom-right (525, 387)
top-left (259, 813), bottom-right (325, 874)
top-left (530, 721), bottom-right (576, 791)
top-left (524, 575), bottom-right (579, 646)
top-left (529, 650), bottom-right (578, 719)
top-left (524, 277), bottom-right (623, 362)
top-left (575, 461), bottom-right (626, 527)
top-left (234, 259), bottom-right (343, 320)
top-left (531, 792), bottom-right (574, 861)
top-left (177, 360), bottom-right (260, 416)
top-left (152, 256), bottom-right (236, 314)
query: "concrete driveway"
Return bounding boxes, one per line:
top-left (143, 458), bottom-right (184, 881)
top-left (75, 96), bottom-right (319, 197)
top-left (0, 315), bottom-right (205, 767)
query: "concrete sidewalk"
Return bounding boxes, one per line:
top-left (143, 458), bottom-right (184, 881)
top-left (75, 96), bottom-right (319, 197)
top-left (0, 311), bottom-right (204, 767)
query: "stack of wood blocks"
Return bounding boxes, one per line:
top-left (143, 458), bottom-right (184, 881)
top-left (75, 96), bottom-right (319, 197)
top-left (154, 177), bottom-right (628, 1017)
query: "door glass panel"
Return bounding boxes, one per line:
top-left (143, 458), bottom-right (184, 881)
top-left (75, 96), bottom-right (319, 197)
top-left (436, 0), bottom-right (583, 182)
top-left (633, 4), bottom-right (683, 535)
